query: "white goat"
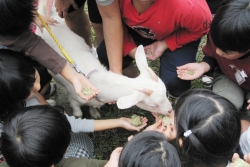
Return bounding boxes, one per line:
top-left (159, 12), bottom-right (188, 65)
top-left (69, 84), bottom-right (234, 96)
top-left (36, 7), bottom-right (172, 118)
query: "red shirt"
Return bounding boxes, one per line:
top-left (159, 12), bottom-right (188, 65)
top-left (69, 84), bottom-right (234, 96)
top-left (120, 0), bottom-right (212, 55)
top-left (203, 34), bottom-right (250, 90)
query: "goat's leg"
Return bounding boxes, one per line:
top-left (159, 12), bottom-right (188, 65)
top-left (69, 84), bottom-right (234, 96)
top-left (69, 97), bottom-right (83, 118)
top-left (89, 106), bottom-right (101, 119)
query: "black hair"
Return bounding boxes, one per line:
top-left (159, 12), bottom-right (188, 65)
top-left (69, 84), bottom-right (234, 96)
top-left (0, 0), bottom-right (36, 36)
top-left (210, 0), bottom-right (250, 53)
top-left (175, 89), bottom-right (241, 167)
top-left (119, 131), bottom-right (181, 167)
top-left (0, 49), bottom-right (36, 123)
top-left (1, 105), bottom-right (71, 167)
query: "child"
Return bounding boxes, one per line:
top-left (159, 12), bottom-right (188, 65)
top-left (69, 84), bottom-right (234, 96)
top-left (0, 105), bottom-right (107, 167)
top-left (97, 0), bottom-right (212, 103)
top-left (163, 89), bottom-right (241, 167)
top-left (0, 49), bottom-right (148, 159)
top-left (177, 0), bottom-right (250, 112)
top-left (104, 131), bottom-right (181, 167)
top-left (0, 0), bottom-right (98, 101)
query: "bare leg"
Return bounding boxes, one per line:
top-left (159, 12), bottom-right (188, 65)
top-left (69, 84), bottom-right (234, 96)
top-left (91, 22), bottom-right (104, 46)
top-left (66, 5), bottom-right (92, 48)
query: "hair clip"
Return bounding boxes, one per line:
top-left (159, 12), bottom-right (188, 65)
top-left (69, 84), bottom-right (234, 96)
top-left (184, 130), bottom-right (192, 137)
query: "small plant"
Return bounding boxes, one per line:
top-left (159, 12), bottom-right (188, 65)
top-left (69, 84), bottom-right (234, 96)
top-left (131, 114), bottom-right (142, 126)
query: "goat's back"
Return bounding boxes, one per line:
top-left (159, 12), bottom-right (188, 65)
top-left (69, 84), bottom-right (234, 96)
top-left (36, 19), bottom-right (107, 75)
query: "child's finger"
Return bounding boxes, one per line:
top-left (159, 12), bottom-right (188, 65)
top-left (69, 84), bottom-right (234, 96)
top-left (140, 117), bottom-right (148, 124)
top-left (232, 153), bottom-right (240, 162)
top-left (244, 153), bottom-right (250, 163)
top-left (137, 122), bottom-right (148, 130)
top-left (128, 135), bottom-right (133, 141)
top-left (151, 112), bottom-right (159, 121)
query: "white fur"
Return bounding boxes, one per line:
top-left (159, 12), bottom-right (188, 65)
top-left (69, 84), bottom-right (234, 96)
top-left (36, 5), bottom-right (172, 117)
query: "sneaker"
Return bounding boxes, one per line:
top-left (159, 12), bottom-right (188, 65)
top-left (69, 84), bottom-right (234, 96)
top-left (46, 99), bottom-right (56, 106)
top-left (201, 75), bottom-right (213, 89)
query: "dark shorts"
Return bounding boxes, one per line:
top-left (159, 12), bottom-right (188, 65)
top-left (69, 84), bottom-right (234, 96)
top-left (206, 0), bottom-right (223, 14)
top-left (68, 0), bottom-right (86, 13)
top-left (88, 0), bottom-right (102, 23)
top-left (68, 0), bottom-right (103, 23)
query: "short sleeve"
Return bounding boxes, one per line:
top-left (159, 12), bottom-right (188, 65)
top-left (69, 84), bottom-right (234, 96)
top-left (95, 0), bottom-right (114, 6)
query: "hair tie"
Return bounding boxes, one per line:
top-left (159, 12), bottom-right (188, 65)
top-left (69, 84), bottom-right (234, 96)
top-left (184, 130), bottom-right (192, 137)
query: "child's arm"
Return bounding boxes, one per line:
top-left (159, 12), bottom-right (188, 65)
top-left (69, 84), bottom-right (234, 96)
top-left (97, 0), bottom-right (123, 74)
top-left (35, 92), bottom-right (49, 105)
top-left (94, 117), bottom-right (148, 132)
top-left (65, 114), bottom-right (148, 133)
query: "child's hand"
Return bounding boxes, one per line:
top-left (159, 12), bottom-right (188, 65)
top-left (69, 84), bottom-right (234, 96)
top-left (72, 72), bottom-right (99, 100)
top-left (177, 63), bottom-right (206, 80)
top-left (104, 147), bottom-right (123, 167)
top-left (144, 120), bottom-right (165, 132)
top-left (144, 40), bottom-right (168, 61)
top-left (119, 117), bottom-right (148, 131)
top-left (55, 0), bottom-right (78, 19)
top-left (229, 153), bottom-right (250, 167)
top-left (34, 15), bottom-right (59, 32)
top-left (162, 124), bottom-right (177, 141)
top-left (61, 64), bottom-right (99, 100)
top-left (247, 99), bottom-right (250, 110)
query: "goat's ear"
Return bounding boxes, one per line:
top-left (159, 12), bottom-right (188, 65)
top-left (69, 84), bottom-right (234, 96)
top-left (135, 45), bottom-right (150, 76)
top-left (117, 92), bottom-right (144, 109)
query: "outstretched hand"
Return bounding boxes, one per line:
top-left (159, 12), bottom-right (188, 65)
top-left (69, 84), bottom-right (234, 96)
top-left (120, 117), bottom-right (148, 132)
top-left (144, 40), bottom-right (168, 61)
top-left (72, 72), bottom-right (99, 100)
top-left (177, 63), bottom-right (205, 80)
top-left (144, 120), bottom-right (165, 132)
top-left (229, 153), bottom-right (250, 167)
top-left (34, 15), bottom-right (59, 32)
top-left (55, 0), bottom-right (78, 19)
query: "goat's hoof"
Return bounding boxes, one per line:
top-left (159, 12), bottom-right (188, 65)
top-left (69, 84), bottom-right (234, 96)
top-left (89, 110), bottom-right (101, 119)
top-left (73, 111), bottom-right (83, 118)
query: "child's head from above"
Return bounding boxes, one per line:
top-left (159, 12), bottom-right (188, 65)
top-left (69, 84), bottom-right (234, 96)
top-left (1, 105), bottom-right (71, 167)
top-left (119, 131), bottom-right (181, 167)
top-left (174, 89), bottom-right (241, 167)
top-left (210, 0), bottom-right (250, 58)
top-left (0, 49), bottom-right (38, 123)
top-left (0, 0), bottom-right (36, 36)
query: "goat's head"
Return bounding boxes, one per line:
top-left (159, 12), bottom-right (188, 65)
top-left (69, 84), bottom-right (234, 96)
top-left (117, 45), bottom-right (172, 114)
